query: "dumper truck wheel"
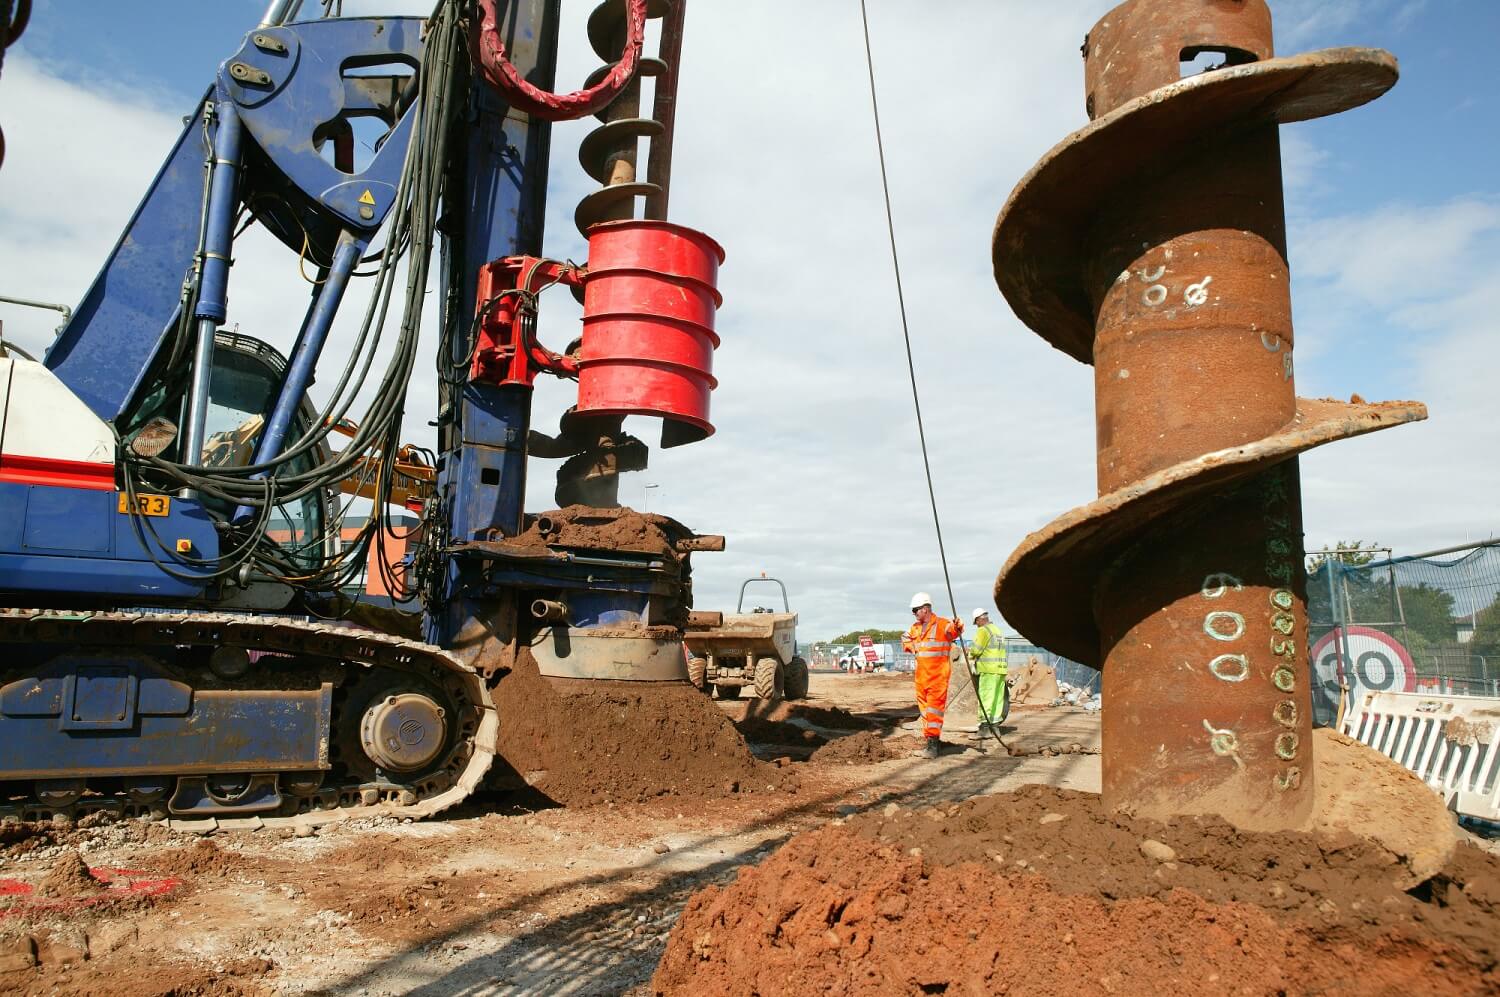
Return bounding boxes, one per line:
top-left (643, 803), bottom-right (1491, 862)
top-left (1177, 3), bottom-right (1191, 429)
top-left (687, 656), bottom-right (708, 691)
top-left (784, 656), bottom-right (809, 700)
top-left (714, 683), bottom-right (743, 700)
top-left (753, 656), bottom-right (781, 700)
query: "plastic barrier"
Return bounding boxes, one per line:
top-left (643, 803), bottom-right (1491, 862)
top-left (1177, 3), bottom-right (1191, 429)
top-left (1342, 690), bottom-right (1500, 824)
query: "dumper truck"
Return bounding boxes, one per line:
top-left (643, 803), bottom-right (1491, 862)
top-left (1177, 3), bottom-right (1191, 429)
top-left (684, 577), bottom-right (809, 700)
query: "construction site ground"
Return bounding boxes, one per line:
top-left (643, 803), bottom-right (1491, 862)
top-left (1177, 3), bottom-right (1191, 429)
top-left (0, 672), bottom-right (1100, 996)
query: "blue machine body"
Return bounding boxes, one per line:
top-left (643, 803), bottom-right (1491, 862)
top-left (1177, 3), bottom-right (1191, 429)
top-left (0, 482), bottom-right (219, 598)
top-left (0, 2), bottom-right (675, 800)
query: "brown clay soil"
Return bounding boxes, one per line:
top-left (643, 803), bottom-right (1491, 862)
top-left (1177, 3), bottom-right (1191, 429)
top-left (0, 673), bottom-right (1488, 995)
top-left (735, 716), bottom-right (828, 748)
top-left (809, 730), bottom-right (905, 765)
top-left (143, 839), bottom-right (251, 880)
top-left (739, 701), bottom-right (874, 731)
top-left (33, 853), bottom-right (102, 900)
top-left (1313, 728), bottom-right (1459, 886)
top-left (504, 504), bottom-right (686, 556)
top-left (654, 783), bottom-right (1500, 996)
top-left (491, 648), bottom-right (800, 806)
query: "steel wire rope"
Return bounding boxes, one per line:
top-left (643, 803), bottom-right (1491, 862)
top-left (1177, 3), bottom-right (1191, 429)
top-left (857, 0), bottom-right (999, 740)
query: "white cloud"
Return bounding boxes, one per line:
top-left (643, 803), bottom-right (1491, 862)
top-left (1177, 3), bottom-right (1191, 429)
top-left (1274, 0), bottom-right (1427, 49)
top-left (1, 1), bottom-right (1489, 645)
top-left (1294, 199), bottom-right (1500, 554)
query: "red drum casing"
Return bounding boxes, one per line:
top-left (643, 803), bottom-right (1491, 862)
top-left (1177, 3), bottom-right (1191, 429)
top-left (579, 220), bottom-right (724, 447)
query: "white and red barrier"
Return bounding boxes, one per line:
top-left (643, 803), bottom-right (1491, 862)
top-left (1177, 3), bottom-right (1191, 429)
top-left (1342, 690), bottom-right (1500, 824)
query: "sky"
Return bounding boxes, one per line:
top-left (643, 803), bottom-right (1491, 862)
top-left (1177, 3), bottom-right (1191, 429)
top-left (1, 1), bottom-right (1497, 641)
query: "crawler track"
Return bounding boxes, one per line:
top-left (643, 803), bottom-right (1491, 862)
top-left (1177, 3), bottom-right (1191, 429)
top-left (0, 609), bottom-right (495, 831)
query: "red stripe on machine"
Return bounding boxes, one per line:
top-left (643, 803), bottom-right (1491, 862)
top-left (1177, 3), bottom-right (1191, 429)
top-left (0, 453), bottom-right (116, 491)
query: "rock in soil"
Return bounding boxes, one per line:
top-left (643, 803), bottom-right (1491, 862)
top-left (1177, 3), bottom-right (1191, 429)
top-left (652, 785), bottom-right (1500, 996)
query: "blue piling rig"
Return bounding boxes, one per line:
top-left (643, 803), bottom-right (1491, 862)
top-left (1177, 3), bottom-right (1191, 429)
top-left (0, 0), bottom-right (714, 827)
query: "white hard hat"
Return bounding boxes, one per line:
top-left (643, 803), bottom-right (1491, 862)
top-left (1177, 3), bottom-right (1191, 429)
top-left (910, 591), bottom-right (933, 611)
top-left (972, 608), bottom-right (990, 623)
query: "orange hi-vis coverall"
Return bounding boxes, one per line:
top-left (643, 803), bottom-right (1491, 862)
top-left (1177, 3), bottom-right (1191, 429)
top-left (904, 615), bottom-right (963, 739)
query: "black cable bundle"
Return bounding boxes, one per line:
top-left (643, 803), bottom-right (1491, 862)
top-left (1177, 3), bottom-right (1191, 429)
top-left (120, 0), bottom-right (468, 599)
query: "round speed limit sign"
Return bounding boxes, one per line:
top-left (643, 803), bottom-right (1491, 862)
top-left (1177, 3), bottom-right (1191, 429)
top-left (1309, 625), bottom-right (1417, 719)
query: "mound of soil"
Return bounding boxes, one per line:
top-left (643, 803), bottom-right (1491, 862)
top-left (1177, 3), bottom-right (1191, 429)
top-left (809, 731), bottom-right (903, 765)
top-left (1312, 728), bottom-right (1458, 886)
top-left (36, 850), bottom-right (104, 898)
top-left (147, 839), bottom-right (246, 879)
top-left (735, 717), bottom-right (826, 748)
top-left (505, 505), bottom-right (683, 557)
top-left (493, 650), bottom-right (796, 807)
top-left (17, 953), bottom-right (274, 997)
top-left (653, 785), bottom-right (1499, 996)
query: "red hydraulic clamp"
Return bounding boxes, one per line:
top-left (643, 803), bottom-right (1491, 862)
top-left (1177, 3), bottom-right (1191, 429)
top-left (470, 257), bottom-right (582, 388)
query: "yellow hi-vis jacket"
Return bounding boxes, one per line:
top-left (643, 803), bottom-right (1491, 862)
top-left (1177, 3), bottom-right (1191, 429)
top-left (971, 623), bottom-right (1008, 676)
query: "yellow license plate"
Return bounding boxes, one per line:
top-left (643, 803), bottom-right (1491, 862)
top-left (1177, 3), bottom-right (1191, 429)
top-left (118, 493), bottom-right (171, 517)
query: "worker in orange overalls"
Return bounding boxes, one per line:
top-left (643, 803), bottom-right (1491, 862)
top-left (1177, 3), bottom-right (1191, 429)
top-left (903, 592), bottom-right (963, 759)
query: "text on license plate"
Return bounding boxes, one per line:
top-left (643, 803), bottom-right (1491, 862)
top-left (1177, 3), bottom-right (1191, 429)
top-left (118, 493), bottom-right (171, 517)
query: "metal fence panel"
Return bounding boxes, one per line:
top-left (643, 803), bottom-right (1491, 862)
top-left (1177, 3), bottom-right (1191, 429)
top-left (1309, 541), bottom-right (1500, 726)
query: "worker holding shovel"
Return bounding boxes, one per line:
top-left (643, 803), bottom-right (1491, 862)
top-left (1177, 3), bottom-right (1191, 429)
top-left (970, 608), bottom-right (1009, 737)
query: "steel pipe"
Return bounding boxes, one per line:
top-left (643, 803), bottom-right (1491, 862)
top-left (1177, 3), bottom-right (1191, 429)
top-left (531, 599), bottom-right (569, 623)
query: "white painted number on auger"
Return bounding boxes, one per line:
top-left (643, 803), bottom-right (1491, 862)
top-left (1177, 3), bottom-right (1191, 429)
top-left (1202, 572), bottom-right (1248, 684)
top-left (1134, 264), bottom-right (1215, 309)
top-left (1184, 276), bottom-right (1213, 306)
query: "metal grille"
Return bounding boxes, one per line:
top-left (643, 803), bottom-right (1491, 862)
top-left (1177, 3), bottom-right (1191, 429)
top-left (1308, 540), bottom-right (1500, 725)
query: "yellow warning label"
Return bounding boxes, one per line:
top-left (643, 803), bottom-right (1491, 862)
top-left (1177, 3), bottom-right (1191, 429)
top-left (357, 189), bottom-right (376, 205)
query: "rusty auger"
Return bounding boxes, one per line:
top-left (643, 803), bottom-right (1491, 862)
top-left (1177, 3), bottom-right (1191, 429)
top-left (990, 0), bottom-right (1426, 829)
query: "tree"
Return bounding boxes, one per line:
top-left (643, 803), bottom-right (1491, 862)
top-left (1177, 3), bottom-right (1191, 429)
top-left (1308, 541), bottom-right (1389, 628)
top-left (1305, 540), bottom-right (1382, 573)
top-left (1308, 544), bottom-right (1461, 676)
top-left (1472, 598), bottom-right (1500, 667)
top-left (1393, 583), bottom-right (1459, 647)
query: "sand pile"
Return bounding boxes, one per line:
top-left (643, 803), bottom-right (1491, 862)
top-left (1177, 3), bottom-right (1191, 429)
top-left (492, 650), bottom-right (796, 806)
top-left (36, 850), bottom-right (104, 898)
top-left (1312, 728), bottom-right (1458, 885)
top-left (1008, 655), bottom-right (1061, 706)
top-left (654, 783), bottom-right (1499, 995)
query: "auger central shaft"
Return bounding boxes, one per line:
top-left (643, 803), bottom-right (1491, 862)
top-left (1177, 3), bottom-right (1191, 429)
top-left (1087, 125), bottom-right (1313, 824)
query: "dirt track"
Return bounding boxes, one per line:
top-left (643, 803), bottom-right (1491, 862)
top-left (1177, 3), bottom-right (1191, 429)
top-left (0, 672), bottom-right (1095, 995)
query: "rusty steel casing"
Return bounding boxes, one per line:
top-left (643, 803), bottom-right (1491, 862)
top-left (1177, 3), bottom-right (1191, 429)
top-left (991, 0), bottom-right (1426, 829)
top-left (1096, 462), bottom-right (1314, 826)
top-left (1084, 0), bottom-right (1273, 119)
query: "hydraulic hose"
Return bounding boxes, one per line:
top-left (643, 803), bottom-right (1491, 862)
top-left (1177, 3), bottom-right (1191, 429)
top-left (469, 0), bottom-right (646, 121)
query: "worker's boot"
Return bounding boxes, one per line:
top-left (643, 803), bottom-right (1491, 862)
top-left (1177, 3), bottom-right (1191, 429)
top-left (922, 736), bottom-right (940, 759)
